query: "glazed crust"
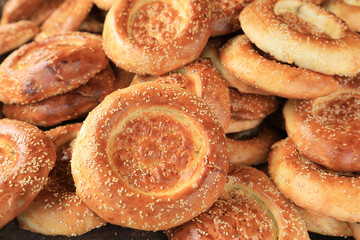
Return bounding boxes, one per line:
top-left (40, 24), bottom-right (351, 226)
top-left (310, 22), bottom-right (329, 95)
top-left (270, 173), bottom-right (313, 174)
top-left (29, 0), bottom-right (65, 26)
top-left (0, 31), bottom-right (108, 104)
top-left (226, 124), bottom-right (282, 171)
top-left (240, 0), bottom-right (360, 76)
top-left (283, 86), bottom-right (360, 171)
top-left (102, 0), bottom-right (211, 76)
top-left (166, 165), bottom-right (309, 240)
top-left (0, 20), bottom-right (39, 55)
top-left (209, 0), bottom-right (244, 37)
top-left (131, 58), bottom-right (231, 130)
top-left (220, 34), bottom-right (340, 99)
top-left (298, 207), bottom-right (352, 237)
top-left (71, 82), bottom-right (228, 231)
top-left (0, 118), bottom-right (56, 228)
top-left (17, 123), bottom-right (106, 236)
top-left (229, 87), bottom-right (281, 120)
top-left (0, 0), bottom-right (44, 24)
top-left (200, 38), bottom-right (272, 95)
top-left (268, 138), bottom-right (360, 222)
top-left (3, 64), bottom-right (115, 127)
top-left (35, 0), bottom-right (93, 41)
top-left (323, 0), bottom-right (360, 32)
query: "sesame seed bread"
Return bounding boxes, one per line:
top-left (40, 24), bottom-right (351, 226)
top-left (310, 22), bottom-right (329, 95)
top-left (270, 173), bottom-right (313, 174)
top-left (0, 118), bottom-right (56, 228)
top-left (17, 123), bottom-right (106, 236)
top-left (240, 0), bottom-right (360, 76)
top-left (283, 83), bottom-right (360, 171)
top-left (269, 138), bottom-right (360, 223)
top-left (35, 0), bottom-right (93, 41)
top-left (71, 82), bottom-right (228, 231)
top-left (0, 31), bottom-right (108, 105)
top-left (102, 0), bottom-right (211, 76)
top-left (220, 34), bottom-right (340, 99)
top-left (165, 165), bottom-right (310, 239)
top-left (200, 38), bottom-right (272, 95)
top-left (0, 20), bottom-right (38, 55)
top-left (2, 64), bottom-right (115, 127)
top-left (226, 123), bottom-right (282, 171)
top-left (131, 58), bottom-right (231, 130)
top-left (323, 0), bottom-right (360, 32)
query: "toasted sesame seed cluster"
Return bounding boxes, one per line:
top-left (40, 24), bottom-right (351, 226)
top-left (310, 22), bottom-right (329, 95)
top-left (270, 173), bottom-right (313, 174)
top-left (0, 0), bottom-right (358, 239)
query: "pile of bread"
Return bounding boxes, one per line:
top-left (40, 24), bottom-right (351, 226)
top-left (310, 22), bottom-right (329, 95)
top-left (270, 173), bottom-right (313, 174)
top-left (0, 0), bottom-right (359, 239)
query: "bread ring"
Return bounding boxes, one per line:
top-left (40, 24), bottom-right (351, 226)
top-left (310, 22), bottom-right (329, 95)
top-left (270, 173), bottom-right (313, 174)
top-left (0, 20), bottom-right (39, 55)
top-left (240, 0), bottom-right (360, 76)
top-left (225, 87), bottom-right (281, 133)
top-left (323, 0), bottom-right (360, 32)
top-left (166, 165), bottom-right (309, 239)
top-left (17, 123), bottom-right (106, 236)
top-left (226, 124), bottom-right (282, 171)
top-left (29, 0), bottom-right (65, 26)
top-left (229, 87), bottom-right (282, 120)
top-left (71, 82), bottom-right (228, 231)
top-left (298, 207), bottom-right (352, 237)
top-left (102, 0), bottom-right (211, 76)
top-left (0, 118), bottom-right (56, 228)
top-left (209, 0), bottom-right (244, 37)
top-left (220, 34), bottom-right (340, 99)
top-left (0, 31), bottom-right (108, 105)
top-left (0, 0), bottom-right (44, 24)
top-left (35, 0), bottom-right (93, 41)
top-left (283, 86), bottom-right (360, 171)
top-left (2, 64), bottom-right (115, 127)
top-left (200, 38), bottom-right (272, 95)
top-left (131, 58), bottom-right (231, 130)
top-left (268, 138), bottom-right (360, 222)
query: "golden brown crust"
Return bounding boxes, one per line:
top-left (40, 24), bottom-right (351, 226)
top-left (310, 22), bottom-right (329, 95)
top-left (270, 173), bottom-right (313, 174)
top-left (102, 0), bottom-right (211, 76)
top-left (0, 118), bottom-right (56, 228)
top-left (29, 0), bottom-right (65, 25)
top-left (240, 0), bottom-right (360, 76)
top-left (131, 58), bottom-right (231, 130)
top-left (166, 165), bottom-right (309, 240)
top-left (220, 34), bottom-right (340, 99)
top-left (2, 64), bottom-right (115, 127)
top-left (226, 124), bottom-right (282, 171)
top-left (229, 87), bottom-right (282, 120)
top-left (0, 0), bottom-right (44, 24)
top-left (0, 31), bottom-right (108, 105)
top-left (298, 207), bottom-right (352, 237)
top-left (35, 0), bottom-right (93, 41)
top-left (323, 0), bottom-right (360, 32)
top-left (200, 38), bottom-right (272, 95)
top-left (0, 20), bottom-right (39, 55)
top-left (209, 0), bottom-right (244, 37)
top-left (17, 123), bottom-right (106, 236)
top-left (283, 85), bottom-right (360, 171)
top-left (71, 82), bottom-right (228, 231)
top-left (268, 138), bottom-right (360, 222)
